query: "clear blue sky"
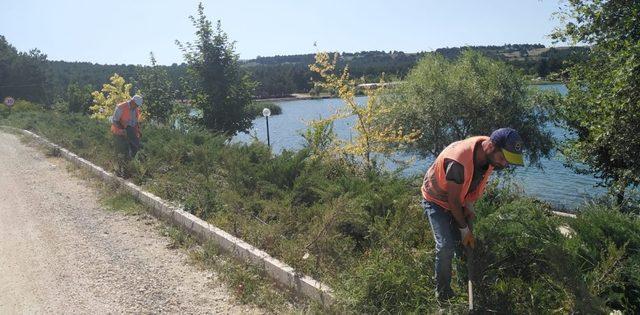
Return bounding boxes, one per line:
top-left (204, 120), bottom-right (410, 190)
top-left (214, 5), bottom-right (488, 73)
top-left (1, 0), bottom-right (566, 65)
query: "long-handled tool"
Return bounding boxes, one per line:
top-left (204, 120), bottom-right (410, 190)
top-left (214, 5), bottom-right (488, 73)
top-left (465, 244), bottom-right (474, 311)
top-left (465, 222), bottom-right (475, 312)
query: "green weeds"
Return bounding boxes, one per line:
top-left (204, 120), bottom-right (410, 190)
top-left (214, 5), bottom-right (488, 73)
top-left (159, 225), bottom-right (197, 249)
top-left (102, 192), bottom-right (146, 215)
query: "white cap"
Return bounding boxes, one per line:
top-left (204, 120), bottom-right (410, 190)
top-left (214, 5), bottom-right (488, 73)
top-left (131, 95), bottom-right (143, 106)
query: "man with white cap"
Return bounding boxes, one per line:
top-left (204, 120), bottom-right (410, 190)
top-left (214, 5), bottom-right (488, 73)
top-left (421, 127), bottom-right (525, 301)
top-left (111, 95), bottom-right (143, 159)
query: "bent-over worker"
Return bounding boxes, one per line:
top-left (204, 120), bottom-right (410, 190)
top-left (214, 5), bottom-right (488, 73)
top-left (421, 128), bottom-right (524, 300)
top-left (111, 95), bottom-right (143, 160)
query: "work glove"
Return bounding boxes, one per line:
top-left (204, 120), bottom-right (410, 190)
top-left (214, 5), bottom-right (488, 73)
top-left (459, 226), bottom-right (476, 248)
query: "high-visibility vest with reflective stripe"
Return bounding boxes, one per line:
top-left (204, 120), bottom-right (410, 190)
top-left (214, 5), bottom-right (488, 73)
top-left (421, 136), bottom-right (494, 211)
top-left (110, 101), bottom-right (141, 137)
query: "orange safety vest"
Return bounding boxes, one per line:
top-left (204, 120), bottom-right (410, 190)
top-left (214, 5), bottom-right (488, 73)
top-left (421, 136), bottom-right (494, 211)
top-left (110, 101), bottom-right (141, 137)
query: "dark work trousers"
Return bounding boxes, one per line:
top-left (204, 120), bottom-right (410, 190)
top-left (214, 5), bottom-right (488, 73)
top-left (114, 128), bottom-right (140, 161)
top-left (125, 126), bottom-right (140, 158)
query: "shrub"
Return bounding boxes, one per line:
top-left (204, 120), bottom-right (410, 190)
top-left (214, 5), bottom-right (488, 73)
top-left (381, 50), bottom-right (558, 166)
top-left (90, 73), bottom-right (133, 120)
top-left (176, 3), bottom-right (255, 135)
top-left (567, 205), bottom-right (640, 312)
top-left (12, 99), bottom-right (44, 112)
top-left (473, 198), bottom-right (602, 313)
top-left (339, 245), bottom-right (438, 313)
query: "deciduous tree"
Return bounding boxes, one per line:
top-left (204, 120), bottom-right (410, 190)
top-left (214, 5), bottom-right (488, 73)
top-left (138, 52), bottom-right (175, 125)
top-left (309, 52), bottom-right (419, 170)
top-left (552, 0), bottom-right (640, 206)
top-left (381, 51), bottom-right (558, 166)
top-left (176, 3), bottom-right (255, 136)
top-left (90, 73), bottom-right (134, 120)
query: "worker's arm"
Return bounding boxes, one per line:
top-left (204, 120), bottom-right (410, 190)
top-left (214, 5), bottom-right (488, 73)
top-left (447, 182), bottom-right (468, 228)
top-left (111, 120), bottom-right (124, 129)
top-left (449, 186), bottom-right (476, 248)
top-left (112, 106), bottom-right (125, 129)
top-left (464, 202), bottom-right (476, 221)
top-left (444, 160), bottom-right (476, 248)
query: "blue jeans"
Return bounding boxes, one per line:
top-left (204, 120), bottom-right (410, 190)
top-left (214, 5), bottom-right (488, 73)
top-left (422, 199), bottom-right (462, 296)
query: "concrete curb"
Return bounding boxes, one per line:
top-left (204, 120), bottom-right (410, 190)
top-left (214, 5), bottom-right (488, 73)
top-left (3, 127), bottom-right (335, 307)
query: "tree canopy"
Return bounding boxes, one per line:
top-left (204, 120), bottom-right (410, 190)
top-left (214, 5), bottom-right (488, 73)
top-left (552, 0), bottom-right (640, 205)
top-left (3, 43), bottom-right (588, 103)
top-left (137, 52), bottom-right (175, 125)
top-left (176, 3), bottom-right (255, 136)
top-left (308, 52), bottom-right (419, 170)
top-left (381, 50), bottom-right (559, 165)
top-left (0, 36), bottom-right (49, 104)
top-left (89, 73), bottom-right (134, 120)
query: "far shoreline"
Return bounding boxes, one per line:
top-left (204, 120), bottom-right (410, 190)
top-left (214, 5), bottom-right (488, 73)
top-left (255, 93), bottom-right (334, 103)
top-left (255, 81), bottom-right (566, 103)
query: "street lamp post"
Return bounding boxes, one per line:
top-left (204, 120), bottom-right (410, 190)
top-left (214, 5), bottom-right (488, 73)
top-left (262, 108), bottom-right (271, 147)
top-left (4, 97), bottom-right (14, 113)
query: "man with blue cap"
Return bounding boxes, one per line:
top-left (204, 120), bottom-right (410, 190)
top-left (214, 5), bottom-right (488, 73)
top-left (421, 128), bottom-right (524, 301)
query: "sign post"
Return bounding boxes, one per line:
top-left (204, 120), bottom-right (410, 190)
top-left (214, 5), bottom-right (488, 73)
top-left (262, 108), bottom-right (271, 148)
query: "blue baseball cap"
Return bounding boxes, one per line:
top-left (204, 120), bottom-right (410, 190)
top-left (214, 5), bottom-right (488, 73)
top-left (490, 128), bottom-right (524, 166)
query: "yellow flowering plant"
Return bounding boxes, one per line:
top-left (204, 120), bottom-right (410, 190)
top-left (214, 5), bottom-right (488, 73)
top-left (89, 73), bottom-right (140, 120)
top-left (309, 52), bottom-right (419, 170)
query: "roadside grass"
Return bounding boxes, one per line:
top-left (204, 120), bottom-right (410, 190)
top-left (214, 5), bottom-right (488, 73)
top-left (157, 225), bottom-right (322, 313)
top-left (102, 192), bottom-right (146, 216)
top-left (159, 225), bottom-right (196, 249)
top-left (88, 167), bottom-right (312, 313)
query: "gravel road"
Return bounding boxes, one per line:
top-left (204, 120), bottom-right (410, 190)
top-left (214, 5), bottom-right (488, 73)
top-left (0, 131), bottom-right (265, 314)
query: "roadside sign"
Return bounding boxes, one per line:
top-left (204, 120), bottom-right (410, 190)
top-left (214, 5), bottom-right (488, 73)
top-left (4, 97), bottom-right (15, 107)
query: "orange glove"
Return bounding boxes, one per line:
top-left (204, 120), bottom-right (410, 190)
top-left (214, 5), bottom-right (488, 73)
top-left (459, 226), bottom-right (476, 248)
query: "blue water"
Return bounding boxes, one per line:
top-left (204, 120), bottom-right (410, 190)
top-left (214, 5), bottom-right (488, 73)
top-left (234, 84), bottom-right (607, 209)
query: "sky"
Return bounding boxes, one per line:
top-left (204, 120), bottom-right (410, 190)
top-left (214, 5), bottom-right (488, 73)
top-left (1, 0), bottom-right (568, 65)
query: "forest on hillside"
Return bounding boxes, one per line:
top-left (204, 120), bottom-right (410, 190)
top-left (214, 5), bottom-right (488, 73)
top-left (1, 34), bottom-right (587, 103)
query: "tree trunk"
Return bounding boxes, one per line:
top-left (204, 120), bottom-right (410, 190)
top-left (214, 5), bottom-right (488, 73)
top-left (615, 178), bottom-right (627, 210)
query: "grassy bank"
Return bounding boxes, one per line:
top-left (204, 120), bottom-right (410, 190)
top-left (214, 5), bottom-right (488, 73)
top-left (2, 107), bottom-right (639, 313)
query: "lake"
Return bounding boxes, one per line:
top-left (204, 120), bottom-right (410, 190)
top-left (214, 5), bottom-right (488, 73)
top-left (234, 84), bottom-right (607, 210)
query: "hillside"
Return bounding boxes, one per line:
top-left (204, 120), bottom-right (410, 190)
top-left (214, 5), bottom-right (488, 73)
top-left (1, 35), bottom-right (589, 102)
